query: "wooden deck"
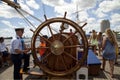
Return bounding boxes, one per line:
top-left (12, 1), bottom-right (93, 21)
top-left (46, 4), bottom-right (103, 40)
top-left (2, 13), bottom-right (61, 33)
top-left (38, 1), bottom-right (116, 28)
top-left (0, 54), bottom-right (120, 80)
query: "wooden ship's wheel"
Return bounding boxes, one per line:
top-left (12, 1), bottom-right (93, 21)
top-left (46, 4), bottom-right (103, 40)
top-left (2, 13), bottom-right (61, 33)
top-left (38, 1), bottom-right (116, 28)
top-left (31, 13), bottom-right (88, 78)
top-left (1, 0), bottom-right (88, 79)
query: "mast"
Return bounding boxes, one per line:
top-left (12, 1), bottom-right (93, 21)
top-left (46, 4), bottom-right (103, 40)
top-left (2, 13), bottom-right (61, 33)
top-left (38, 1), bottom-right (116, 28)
top-left (1, 0), bottom-right (21, 8)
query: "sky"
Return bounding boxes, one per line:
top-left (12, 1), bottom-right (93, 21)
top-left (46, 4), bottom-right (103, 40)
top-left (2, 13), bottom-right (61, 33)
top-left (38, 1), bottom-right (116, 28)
top-left (0, 0), bottom-right (120, 37)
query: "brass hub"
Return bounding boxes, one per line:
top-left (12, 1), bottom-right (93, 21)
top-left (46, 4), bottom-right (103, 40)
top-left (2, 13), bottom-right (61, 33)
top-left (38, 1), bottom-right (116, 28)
top-left (50, 40), bottom-right (64, 55)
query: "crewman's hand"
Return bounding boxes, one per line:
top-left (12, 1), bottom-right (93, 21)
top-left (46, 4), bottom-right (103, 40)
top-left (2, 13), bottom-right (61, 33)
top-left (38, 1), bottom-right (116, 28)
top-left (22, 49), bottom-right (30, 54)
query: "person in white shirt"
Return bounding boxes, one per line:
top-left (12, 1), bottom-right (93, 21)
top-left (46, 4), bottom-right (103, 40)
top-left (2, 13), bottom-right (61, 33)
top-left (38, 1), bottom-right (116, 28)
top-left (10, 28), bottom-right (30, 80)
top-left (0, 37), bottom-right (9, 66)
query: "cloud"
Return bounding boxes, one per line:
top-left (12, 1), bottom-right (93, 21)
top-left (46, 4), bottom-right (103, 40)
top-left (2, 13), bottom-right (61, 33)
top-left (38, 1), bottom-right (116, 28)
top-left (18, 2), bottom-right (34, 15)
top-left (55, 3), bottom-right (76, 16)
top-left (110, 13), bottom-right (120, 31)
top-left (0, 20), bottom-right (34, 37)
top-left (42, 0), bottom-right (96, 17)
top-left (92, 0), bottom-right (120, 32)
top-left (0, 0), bottom-right (120, 37)
top-left (111, 13), bottom-right (120, 25)
top-left (94, 9), bottom-right (107, 18)
top-left (0, 0), bottom-right (34, 18)
top-left (95, 0), bottom-right (120, 18)
top-left (112, 25), bottom-right (120, 32)
top-left (87, 18), bottom-right (96, 24)
top-left (84, 17), bottom-right (101, 33)
top-left (42, 0), bottom-right (65, 7)
top-left (24, 27), bottom-right (33, 37)
top-left (0, 20), bottom-right (15, 37)
top-left (26, 0), bottom-right (40, 9)
top-left (1, 20), bottom-right (15, 28)
top-left (47, 0), bottom-right (103, 33)
top-left (99, 0), bottom-right (120, 13)
top-left (0, 4), bottom-right (20, 18)
top-left (0, 28), bottom-right (15, 37)
top-left (72, 0), bottom-right (96, 9)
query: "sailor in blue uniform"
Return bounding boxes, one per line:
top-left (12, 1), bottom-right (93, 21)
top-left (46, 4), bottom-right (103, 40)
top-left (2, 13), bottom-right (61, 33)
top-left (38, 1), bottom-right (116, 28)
top-left (10, 28), bottom-right (30, 80)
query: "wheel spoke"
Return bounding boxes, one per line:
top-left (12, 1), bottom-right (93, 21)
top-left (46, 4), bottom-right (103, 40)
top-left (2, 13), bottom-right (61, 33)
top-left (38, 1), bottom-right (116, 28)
top-left (30, 29), bottom-right (51, 44)
top-left (63, 31), bottom-right (77, 43)
top-left (60, 22), bottom-right (65, 31)
top-left (39, 33), bottom-right (51, 44)
top-left (47, 25), bottom-right (55, 39)
top-left (50, 27), bottom-right (59, 33)
top-left (60, 55), bottom-right (68, 70)
top-left (64, 45), bottom-right (84, 48)
top-left (33, 32), bottom-right (51, 44)
top-left (55, 56), bottom-right (59, 69)
top-left (35, 46), bottom-right (49, 49)
top-left (64, 51), bottom-right (78, 62)
top-left (58, 30), bottom-right (63, 40)
top-left (41, 52), bottom-right (51, 62)
top-left (58, 22), bottom-right (64, 40)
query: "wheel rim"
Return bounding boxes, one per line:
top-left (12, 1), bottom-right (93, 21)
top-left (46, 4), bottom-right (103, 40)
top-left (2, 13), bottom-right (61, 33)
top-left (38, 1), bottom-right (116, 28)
top-left (31, 17), bottom-right (88, 76)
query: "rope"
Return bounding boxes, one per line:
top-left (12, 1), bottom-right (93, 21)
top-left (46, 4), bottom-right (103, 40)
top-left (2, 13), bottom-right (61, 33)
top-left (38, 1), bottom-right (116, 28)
top-left (22, 17), bottom-right (33, 28)
top-left (19, 8), bottom-right (43, 23)
top-left (1, 0), bottom-right (42, 25)
top-left (15, 8), bottom-right (36, 29)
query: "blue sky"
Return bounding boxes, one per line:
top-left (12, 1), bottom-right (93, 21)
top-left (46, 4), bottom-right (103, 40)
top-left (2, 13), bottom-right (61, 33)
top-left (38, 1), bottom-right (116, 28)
top-left (0, 0), bottom-right (120, 37)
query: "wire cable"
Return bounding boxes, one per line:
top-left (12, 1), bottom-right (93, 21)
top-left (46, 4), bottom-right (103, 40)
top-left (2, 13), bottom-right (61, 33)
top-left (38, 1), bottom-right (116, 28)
top-left (19, 8), bottom-right (43, 23)
top-left (15, 8), bottom-right (36, 29)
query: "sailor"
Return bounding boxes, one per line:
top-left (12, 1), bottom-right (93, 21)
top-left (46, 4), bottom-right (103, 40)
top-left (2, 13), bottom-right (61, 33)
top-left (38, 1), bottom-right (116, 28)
top-left (10, 27), bottom-right (30, 80)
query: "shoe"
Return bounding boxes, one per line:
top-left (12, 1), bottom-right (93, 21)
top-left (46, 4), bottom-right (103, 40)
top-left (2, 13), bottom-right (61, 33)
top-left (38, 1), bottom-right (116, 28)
top-left (110, 74), bottom-right (114, 78)
top-left (23, 68), bottom-right (30, 73)
top-left (100, 68), bottom-right (104, 71)
top-left (115, 62), bottom-right (118, 64)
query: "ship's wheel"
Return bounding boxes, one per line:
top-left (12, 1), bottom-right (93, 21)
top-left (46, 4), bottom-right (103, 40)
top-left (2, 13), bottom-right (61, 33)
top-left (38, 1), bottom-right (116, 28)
top-left (1, 0), bottom-right (88, 78)
top-left (31, 14), bottom-right (88, 77)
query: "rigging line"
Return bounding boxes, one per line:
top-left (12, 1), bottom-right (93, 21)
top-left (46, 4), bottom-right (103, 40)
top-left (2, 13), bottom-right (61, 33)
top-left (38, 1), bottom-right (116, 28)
top-left (17, 11), bottom-right (32, 28)
top-left (2, 1), bottom-right (33, 29)
top-left (42, 3), bottom-right (46, 15)
top-left (22, 17), bottom-right (33, 28)
top-left (19, 8), bottom-right (43, 23)
top-left (41, 2), bottom-right (50, 36)
top-left (15, 8), bottom-right (36, 29)
top-left (16, 11), bottom-right (32, 28)
top-left (1, 0), bottom-right (42, 22)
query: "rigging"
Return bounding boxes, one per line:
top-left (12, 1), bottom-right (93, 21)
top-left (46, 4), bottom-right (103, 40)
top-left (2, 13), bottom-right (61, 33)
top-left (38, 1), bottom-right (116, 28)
top-left (1, 0), bottom-right (42, 29)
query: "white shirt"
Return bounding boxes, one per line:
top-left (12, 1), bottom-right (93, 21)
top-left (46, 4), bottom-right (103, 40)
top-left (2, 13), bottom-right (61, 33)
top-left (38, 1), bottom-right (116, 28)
top-left (0, 42), bottom-right (7, 52)
top-left (10, 36), bottom-right (23, 54)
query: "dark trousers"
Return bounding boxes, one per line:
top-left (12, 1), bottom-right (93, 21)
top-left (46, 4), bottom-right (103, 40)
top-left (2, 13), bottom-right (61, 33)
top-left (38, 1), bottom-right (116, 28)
top-left (11, 54), bottom-right (30, 80)
top-left (22, 54), bottom-right (30, 70)
top-left (11, 54), bottom-right (22, 80)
